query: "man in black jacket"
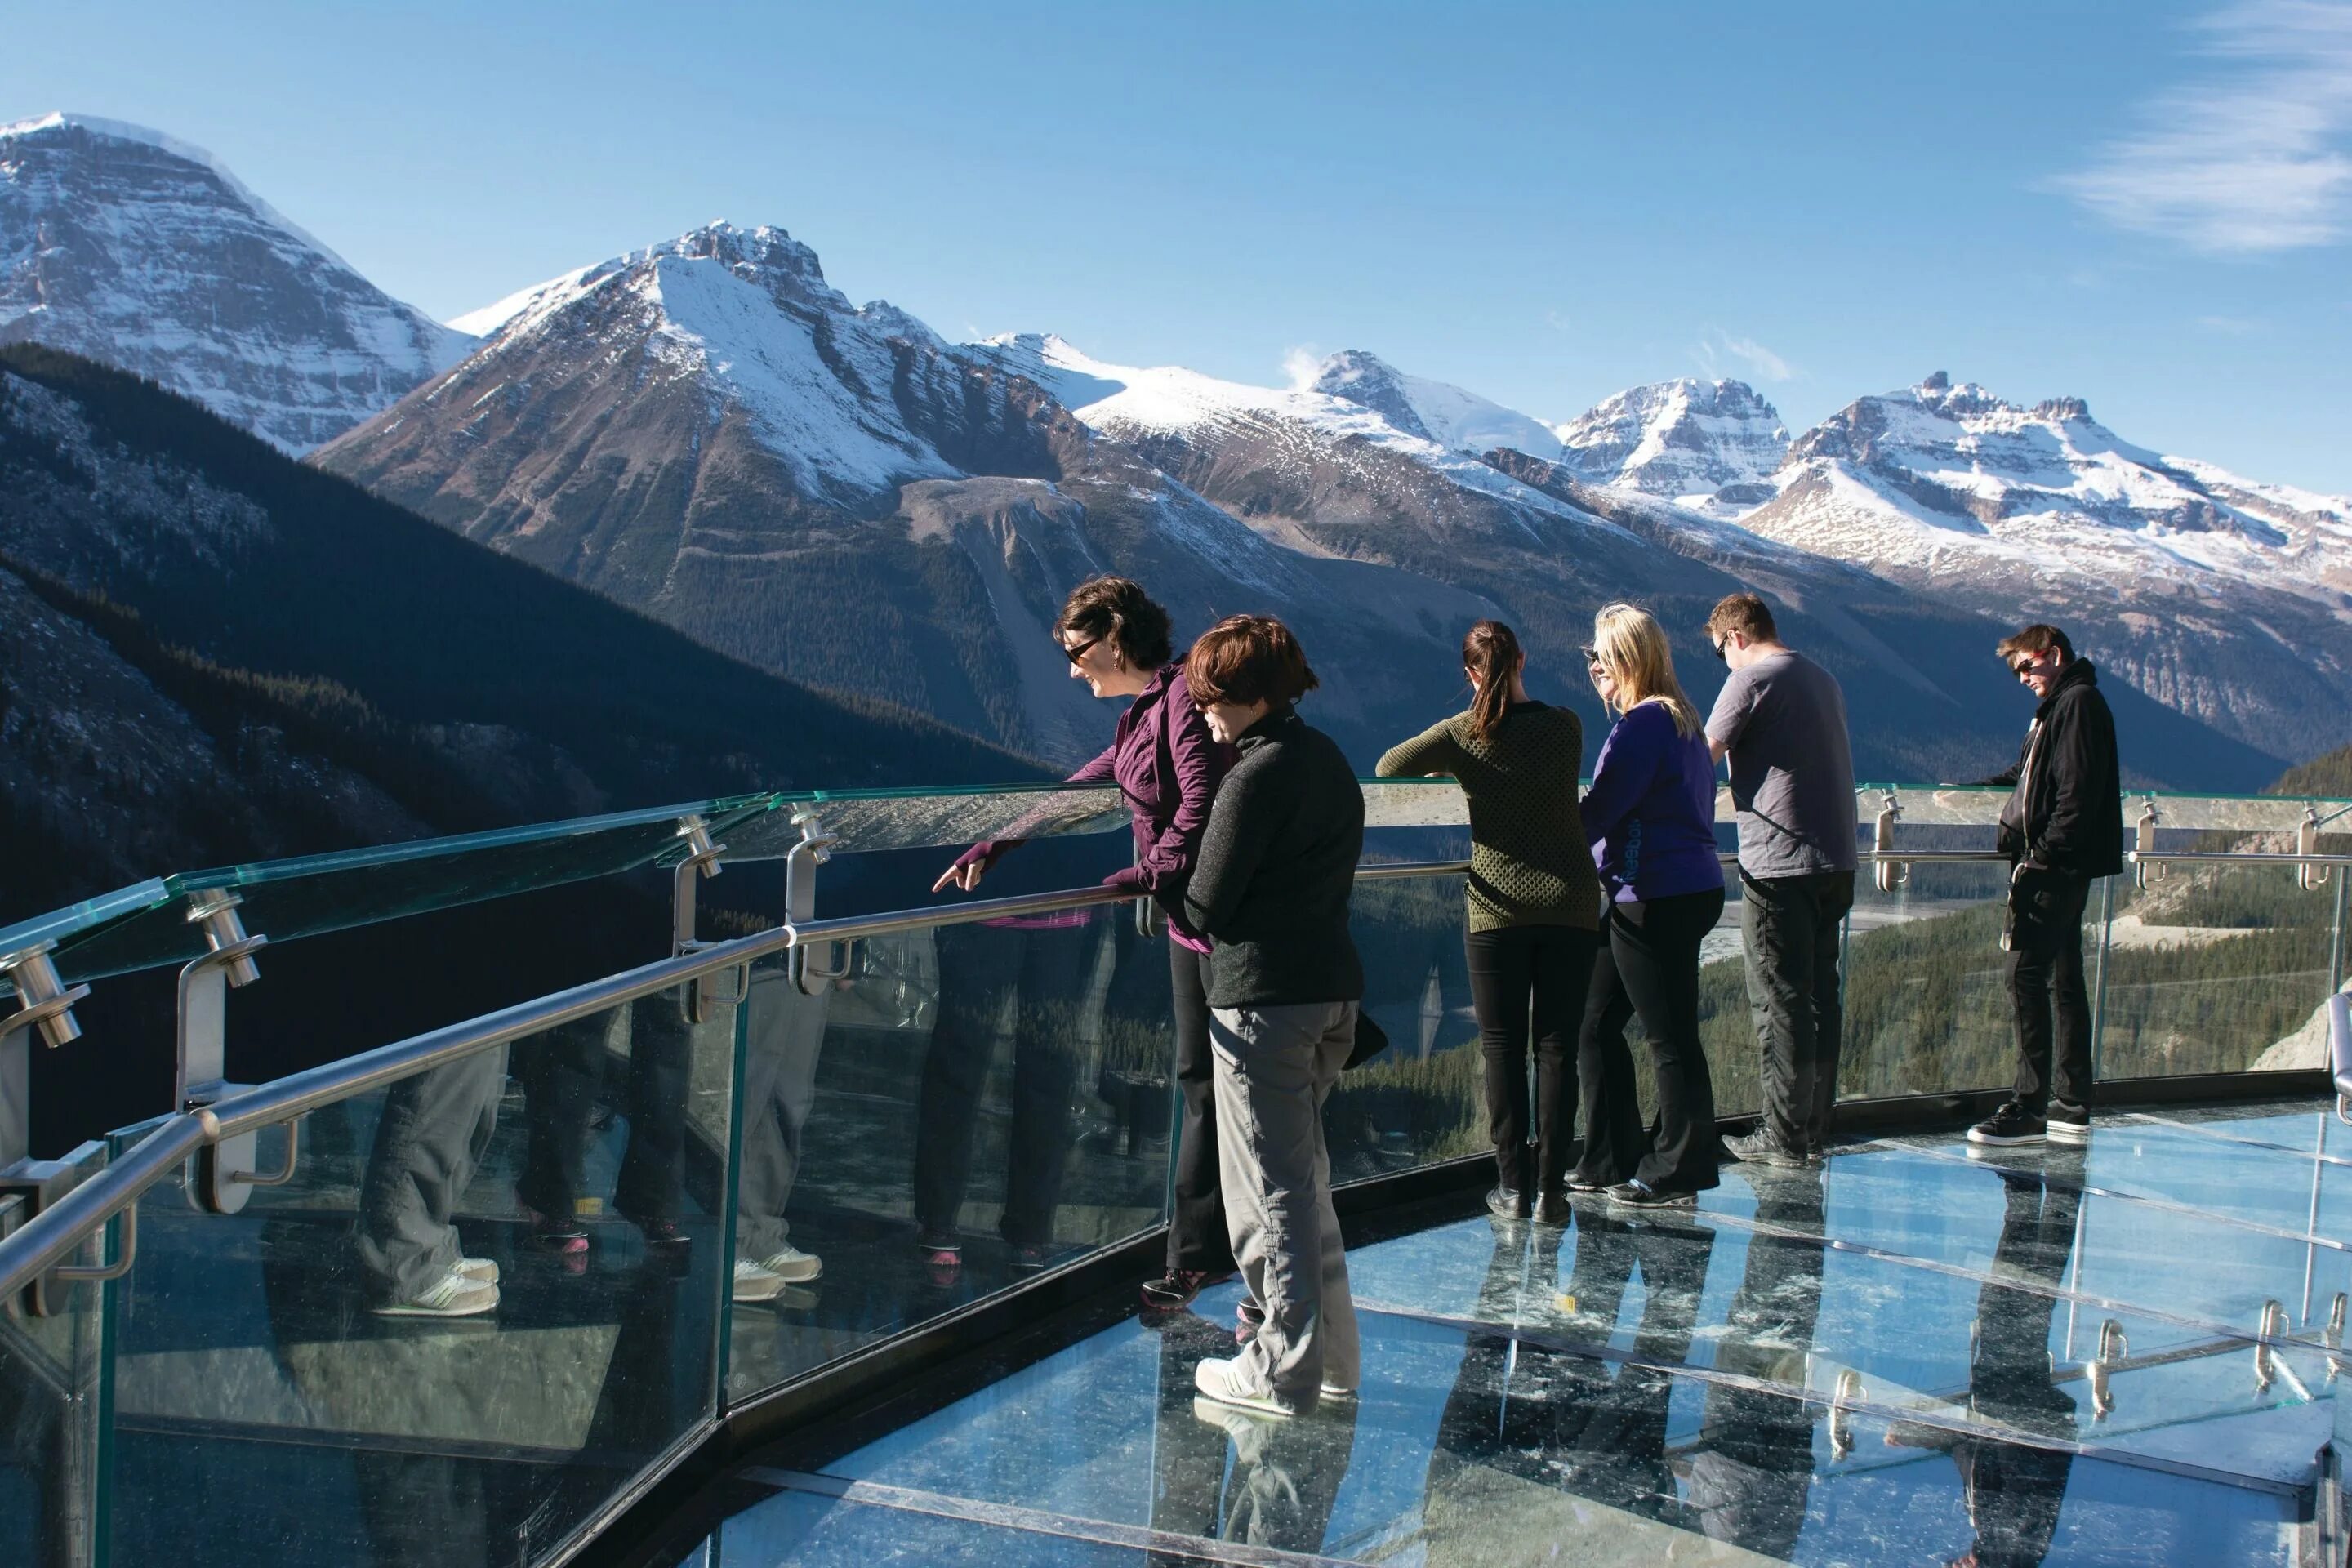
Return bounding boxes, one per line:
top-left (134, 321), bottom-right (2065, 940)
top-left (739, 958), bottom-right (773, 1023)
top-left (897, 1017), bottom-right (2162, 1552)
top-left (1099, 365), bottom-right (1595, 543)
top-left (1180, 615), bottom-right (1365, 1419)
top-left (1967, 624), bottom-right (2122, 1147)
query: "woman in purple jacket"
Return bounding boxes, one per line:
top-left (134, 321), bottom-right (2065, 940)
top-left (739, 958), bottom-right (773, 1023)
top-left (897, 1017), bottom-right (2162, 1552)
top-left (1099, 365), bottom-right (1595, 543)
top-left (936, 577), bottom-right (1236, 1310)
top-left (1574, 603), bottom-right (1727, 1205)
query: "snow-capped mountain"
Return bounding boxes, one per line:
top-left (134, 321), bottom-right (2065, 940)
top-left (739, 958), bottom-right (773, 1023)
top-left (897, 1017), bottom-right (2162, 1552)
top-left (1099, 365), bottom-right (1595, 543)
top-left (1553, 377), bottom-right (1790, 505)
top-left (316, 227), bottom-right (1493, 765)
top-left (1307, 349), bottom-right (1566, 461)
top-left (0, 113), bottom-right (471, 452)
top-left (1738, 372), bottom-right (2352, 747)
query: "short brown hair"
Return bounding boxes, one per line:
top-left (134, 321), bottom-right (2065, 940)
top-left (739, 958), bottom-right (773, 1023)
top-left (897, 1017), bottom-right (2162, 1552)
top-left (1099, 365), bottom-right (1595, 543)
top-left (1186, 614), bottom-right (1318, 708)
top-left (1704, 591), bottom-right (1777, 645)
top-left (1058, 577), bottom-right (1173, 668)
top-left (1995, 623), bottom-right (2074, 664)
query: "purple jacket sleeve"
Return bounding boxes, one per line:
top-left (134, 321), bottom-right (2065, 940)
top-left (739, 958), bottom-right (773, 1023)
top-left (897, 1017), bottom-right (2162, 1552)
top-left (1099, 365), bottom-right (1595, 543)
top-left (1580, 704), bottom-right (1664, 848)
top-left (1124, 674), bottom-right (1227, 893)
top-left (953, 740), bottom-right (1122, 872)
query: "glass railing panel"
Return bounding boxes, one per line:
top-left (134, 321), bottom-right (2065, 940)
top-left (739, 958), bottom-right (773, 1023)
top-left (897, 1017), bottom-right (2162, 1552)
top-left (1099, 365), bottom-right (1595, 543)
top-left (2099, 855), bottom-right (2339, 1080)
top-left (721, 784), bottom-right (1130, 863)
top-left (720, 902), bottom-right (1177, 1405)
top-left (1331, 872), bottom-right (1477, 1183)
top-left (1838, 853), bottom-right (2020, 1102)
top-left (0, 880), bottom-right (170, 994)
top-left (0, 1137), bottom-right (114, 1568)
top-left (100, 985), bottom-right (737, 1568)
top-left (51, 796), bottom-right (774, 985)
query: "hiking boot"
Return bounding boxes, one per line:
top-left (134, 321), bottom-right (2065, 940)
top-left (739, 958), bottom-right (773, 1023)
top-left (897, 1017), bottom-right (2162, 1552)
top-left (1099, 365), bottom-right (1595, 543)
top-left (375, 1268), bottom-right (498, 1318)
top-left (1967, 1101), bottom-right (2047, 1147)
top-left (751, 1243), bottom-right (822, 1283)
top-left (2045, 1103), bottom-right (2091, 1144)
top-left (1141, 1268), bottom-right (1233, 1313)
top-left (1486, 1186), bottom-right (1531, 1222)
top-left (1724, 1129), bottom-right (1806, 1169)
top-left (1532, 1187), bottom-right (1573, 1226)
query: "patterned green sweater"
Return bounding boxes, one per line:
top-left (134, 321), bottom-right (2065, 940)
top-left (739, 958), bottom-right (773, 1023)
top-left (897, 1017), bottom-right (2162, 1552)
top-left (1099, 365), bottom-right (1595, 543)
top-left (1375, 702), bottom-right (1601, 933)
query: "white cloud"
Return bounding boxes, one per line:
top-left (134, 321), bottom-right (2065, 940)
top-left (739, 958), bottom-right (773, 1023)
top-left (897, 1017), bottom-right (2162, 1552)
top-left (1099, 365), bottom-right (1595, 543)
top-left (1280, 344), bottom-right (1325, 390)
top-left (1694, 330), bottom-right (1795, 384)
top-left (2056, 1), bottom-right (2352, 253)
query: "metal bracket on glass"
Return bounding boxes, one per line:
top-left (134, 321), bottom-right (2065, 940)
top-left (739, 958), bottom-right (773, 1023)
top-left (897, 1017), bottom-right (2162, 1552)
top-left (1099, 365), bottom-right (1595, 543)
top-left (174, 893), bottom-right (277, 1216)
top-left (0, 1139), bottom-right (109, 1317)
top-left (2135, 799), bottom-right (2164, 891)
top-left (670, 817), bottom-right (729, 1022)
top-left (2086, 1319), bottom-right (2126, 1419)
top-left (2300, 808), bottom-right (2332, 893)
top-left (786, 808), bottom-right (850, 996)
top-left (1872, 791), bottom-right (1905, 893)
top-left (1134, 846), bottom-right (1162, 938)
top-left (0, 942), bottom-right (91, 1052)
top-left (2256, 1298), bottom-right (2289, 1392)
top-left (1827, 1367), bottom-right (1864, 1459)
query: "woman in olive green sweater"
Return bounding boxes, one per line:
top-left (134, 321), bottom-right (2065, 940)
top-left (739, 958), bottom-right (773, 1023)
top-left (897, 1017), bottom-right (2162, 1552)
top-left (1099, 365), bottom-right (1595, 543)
top-left (1376, 621), bottom-right (1601, 1224)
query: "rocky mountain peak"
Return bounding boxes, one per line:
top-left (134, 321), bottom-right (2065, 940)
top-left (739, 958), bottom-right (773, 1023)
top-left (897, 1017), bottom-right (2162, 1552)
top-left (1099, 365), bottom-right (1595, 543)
top-left (0, 111), bottom-right (472, 452)
top-left (1555, 377), bottom-right (1789, 501)
top-left (1308, 350), bottom-right (1432, 440)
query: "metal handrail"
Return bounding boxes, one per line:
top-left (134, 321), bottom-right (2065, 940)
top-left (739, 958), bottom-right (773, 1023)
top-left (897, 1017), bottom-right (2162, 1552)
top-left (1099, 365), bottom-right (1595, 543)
top-left (4, 839), bottom-right (2341, 1304)
top-left (2132, 852), bottom-right (2352, 867)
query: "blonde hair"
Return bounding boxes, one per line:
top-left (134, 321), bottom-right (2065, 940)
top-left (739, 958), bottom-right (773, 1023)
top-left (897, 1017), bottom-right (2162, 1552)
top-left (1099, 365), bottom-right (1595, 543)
top-left (1590, 602), bottom-right (1703, 738)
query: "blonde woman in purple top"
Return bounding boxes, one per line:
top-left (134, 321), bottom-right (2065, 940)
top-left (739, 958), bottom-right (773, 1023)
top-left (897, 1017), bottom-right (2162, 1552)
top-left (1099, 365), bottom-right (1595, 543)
top-left (1574, 603), bottom-right (1727, 1206)
top-left (935, 577), bottom-right (1236, 1309)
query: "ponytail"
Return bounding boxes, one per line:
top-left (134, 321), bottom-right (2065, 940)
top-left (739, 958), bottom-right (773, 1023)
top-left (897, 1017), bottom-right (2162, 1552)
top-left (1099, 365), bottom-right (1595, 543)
top-left (1462, 619), bottom-right (1522, 741)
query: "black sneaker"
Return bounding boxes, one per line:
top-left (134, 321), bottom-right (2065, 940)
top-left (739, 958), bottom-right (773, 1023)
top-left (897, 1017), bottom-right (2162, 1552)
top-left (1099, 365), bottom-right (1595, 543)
top-left (1565, 1169), bottom-right (1610, 1193)
top-left (1967, 1101), bottom-right (2047, 1146)
top-left (1723, 1129), bottom-right (1806, 1169)
top-left (2046, 1103), bottom-right (2091, 1144)
top-left (1532, 1187), bottom-right (1572, 1226)
top-left (1606, 1179), bottom-right (1693, 1208)
top-left (1140, 1268), bottom-right (1233, 1313)
top-left (1486, 1186), bottom-right (1531, 1222)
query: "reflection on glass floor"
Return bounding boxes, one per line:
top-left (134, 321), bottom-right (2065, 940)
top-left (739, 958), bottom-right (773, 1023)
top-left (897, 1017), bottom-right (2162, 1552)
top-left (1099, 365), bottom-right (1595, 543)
top-left (678, 1100), bottom-right (2352, 1567)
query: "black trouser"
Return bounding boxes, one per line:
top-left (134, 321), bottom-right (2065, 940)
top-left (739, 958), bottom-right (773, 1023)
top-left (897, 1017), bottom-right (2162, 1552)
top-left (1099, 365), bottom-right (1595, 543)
top-left (1166, 940), bottom-right (1235, 1274)
top-left (514, 991), bottom-right (696, 1226)
top-left (1740, 869), bottom-right (1853, 1152)
top-left (1578, 888), bottom-right (1726, 1194)
top-left (1463, 923), bottom-right (1601, 1193)
top-left (914, 920), bottom-right (1090, 1246)
top-left (2004, 866), bottom-right (2094, 1113)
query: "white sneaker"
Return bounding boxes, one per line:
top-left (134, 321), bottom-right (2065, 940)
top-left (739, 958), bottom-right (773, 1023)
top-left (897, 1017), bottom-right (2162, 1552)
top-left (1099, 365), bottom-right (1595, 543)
top-left (753, 1243), bottom-right (822, 1283)
top-left (374, 1268), bottom-right (498, 1318)
top-left (1194, 1356), bottom-right (1304, 1418)
top-left (733, 1258), bottom-right (786, 1303)
top-left (457, 1256), bottom-right (500, 1285)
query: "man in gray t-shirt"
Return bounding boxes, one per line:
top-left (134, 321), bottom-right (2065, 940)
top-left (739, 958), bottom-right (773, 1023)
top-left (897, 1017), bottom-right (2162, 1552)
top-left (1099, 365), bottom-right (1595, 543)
top-left (1702, 592), bottom-right (1856, 1165)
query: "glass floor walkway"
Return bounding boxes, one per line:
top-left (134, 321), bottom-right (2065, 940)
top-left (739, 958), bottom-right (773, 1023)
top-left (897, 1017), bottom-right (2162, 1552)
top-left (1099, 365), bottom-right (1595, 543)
top-left (653, 1099), bottom-right (2352, 1567)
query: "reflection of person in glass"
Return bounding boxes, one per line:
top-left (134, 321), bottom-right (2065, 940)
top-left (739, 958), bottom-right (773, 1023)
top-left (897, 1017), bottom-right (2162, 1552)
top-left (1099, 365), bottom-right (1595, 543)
top-left (933, 577), bottom-right (1236, 1309)
top-left (509, 991), bottom-right (750, 1289)
top-left (1375, 619), bottom-right (1601, 1227)
top-left (911, 911), bottom-right (1099, 1275)
top-left (1891, 1163), bottom-right (2081, 1566)
top-left (1689, 1165), bottom-right (1827, 1557)
top-left (1428, 1207), bottom-right (1716, 1552)
top-left (356, 1044), bottom-right (508, 1317)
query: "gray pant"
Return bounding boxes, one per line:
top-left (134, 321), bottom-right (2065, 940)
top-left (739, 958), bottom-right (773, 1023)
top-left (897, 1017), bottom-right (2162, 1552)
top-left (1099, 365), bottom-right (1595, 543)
top-left (1740, 870), bottom-right (1852, 1151)
top-left (1209, 1000), bottom-right (1361, 1408)
top-left (356, 1043), bottom-right (509, 1302)
top-left (736, 968), bottom-right (828, 1258)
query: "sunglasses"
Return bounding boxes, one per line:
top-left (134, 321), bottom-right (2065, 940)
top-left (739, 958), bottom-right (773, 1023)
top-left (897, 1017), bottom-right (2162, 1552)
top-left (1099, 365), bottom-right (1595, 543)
top-left (1710, 635), bottom-right (1731, 664)
top-left (1061, 635), bottom-right (1102, 666)
top-left (1581, 645), bottom-right (1603, 670)
top-left (2011, 655), bottom-right (2048, 679)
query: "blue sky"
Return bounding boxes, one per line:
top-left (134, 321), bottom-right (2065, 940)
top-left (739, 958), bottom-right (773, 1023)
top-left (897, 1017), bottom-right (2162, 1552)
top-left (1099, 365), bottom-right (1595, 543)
top-left (10, 0), bottom-right (2351, 491)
